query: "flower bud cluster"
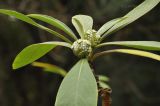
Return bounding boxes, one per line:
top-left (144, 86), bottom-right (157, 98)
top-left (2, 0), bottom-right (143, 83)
top-left (71, 39), bottom-right (92, 58)
top-left (84, 29), bottom-right (100, 47)
top-left (71, 29), bottom-right (101, 58)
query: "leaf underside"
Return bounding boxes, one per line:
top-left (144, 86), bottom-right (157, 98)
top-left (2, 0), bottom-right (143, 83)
top-left (0, 9), bottom-right (71, 43)
top-left (101, 0), bottom-right (160, 39)
top-left (94, 49), bottom-right (160, 61)
top-left (97, 17), bottom-right (126, 36)
top-left (72, 15), bottom-right (93, 38)
top-left (97, 41), bottom-right (160, 51)
top-left (32, 61), bottom-right (67, 77)
top-left (28, 14), bottom-right (77, 40)
top-left (55, 59), bottom-right (98, 106)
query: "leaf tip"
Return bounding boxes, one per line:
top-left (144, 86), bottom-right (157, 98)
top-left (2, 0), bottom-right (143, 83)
top-left (12, 58), bottom-right (21, 70)
top-left (12, 63), bottom-right (18, 70)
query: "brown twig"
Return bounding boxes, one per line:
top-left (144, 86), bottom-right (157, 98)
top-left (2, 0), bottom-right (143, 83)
top-left (89, 61), bottom-right (112, 106)
top-left (99, 88), bottom-right (112, 106)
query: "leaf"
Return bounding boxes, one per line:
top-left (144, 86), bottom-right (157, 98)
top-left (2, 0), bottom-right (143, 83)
top-left (0, 9), bottom-right (71, 43)
top-left (102, 0), bottom-right (160, 39)
top-left (55, 59), bottom-right (98, 106)
top-left (99, 81), bottom-right (110, 89)
top-left (97, 17), bottom-right (126, 36)
top-left (98, 75), bottom-right (110, 89)
top-left (72, 15), bottom-right (93, 38)
top-left (97, 41), bottom-right (160, 51)
top-left (12, 42), bottom-right (71, 69)
top-left (99, 75), bottom-right (109, 82)
top-left (72, 18), bottom-right (84, 38)
top-left (93, 49), bottom-right (160, 61)
top-left (32, 62), bottom-right (67, 77)
top-left (28, 14), bottom-right (77, 40)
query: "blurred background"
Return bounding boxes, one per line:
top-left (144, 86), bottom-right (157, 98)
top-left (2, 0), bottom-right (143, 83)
top-left (0, 0), bottom-right (160, 106)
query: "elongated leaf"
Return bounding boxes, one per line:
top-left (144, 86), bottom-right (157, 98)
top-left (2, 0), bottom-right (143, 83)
top-left (32, 62), bottom-right (67, 77)
top-left (97, 17), bottom-right (126, 36)
top-left (93, 49), bottom-right (160, 61)
top-left (72, 18), bottom-right (83, 38)
top-left (55, 59), bottom-right (98, 106)
top-left (102, 0), bottom-right (160, 39)
top-left (13, 42), bottom-right (71, 69)
top-left (97, 41), bottom-right (160, 51)
top-left (99, 75), bottom-right (109, 82)
top-left (28, 14), bottom-right (77, 40)
top-left (0, 9), bottom-right (71, 43)
top-left (99, 81), bottom-right (110, 89)
top-left (98, 75), bottom-right (110, 89)
top-left (72, 15), bottom-right (93, 38)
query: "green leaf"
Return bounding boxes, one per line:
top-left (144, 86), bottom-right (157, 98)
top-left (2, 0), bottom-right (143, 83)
top-left (97, 41), bottom-right (160, 51)
top-left (101, 0), bottom-right (160, 39)
top-left (98, 75), bottom-right (110, 89)
top-left (99, 75), bottom-right (109, 82)
top-left (55, 59), bottom-right (98, 106)
top-left (0, 9), bottom-right (72, 43)
top-left (13, 42), bottom-right (71, 69)
top-left (99, 81), bottom-right (110, 89)
top-left (97, 17), bottom-right (126, 36)
top-left (32, 62), bottom-right (67, 77)
top-left (93, 49), bottom-right (160, 61)
top-left (72, 15), bottom-right (93, 38)
top-left (28, 14), bottom-right (77, 40)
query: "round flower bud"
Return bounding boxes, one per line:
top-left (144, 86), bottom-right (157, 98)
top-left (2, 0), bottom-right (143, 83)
top-left (71, 39), bottom-right (92, 58)
top-left (84, 29), bottom-right (100, 47)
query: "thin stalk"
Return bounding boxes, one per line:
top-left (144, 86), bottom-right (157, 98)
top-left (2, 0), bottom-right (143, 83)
top-left (88, 61), bottom-right (100, 88)
top-left (91, 50), bottom-right (114, 62)
top-left (89, 60), bottom-right (112, 106)
top-left (99, 88), bottom-right (112, 106)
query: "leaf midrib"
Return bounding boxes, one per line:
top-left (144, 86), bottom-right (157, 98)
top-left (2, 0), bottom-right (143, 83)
top-left (74, 60), bottom-right (84, 106)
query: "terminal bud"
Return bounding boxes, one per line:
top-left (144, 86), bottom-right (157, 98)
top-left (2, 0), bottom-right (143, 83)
top-left (71, 39), bottom-right (92, 58)
top-left (84, 29), bottom-right (100, 47)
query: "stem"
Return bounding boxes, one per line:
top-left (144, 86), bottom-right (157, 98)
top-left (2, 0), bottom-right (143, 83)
top-left (99, 88), bottom-right (112, 106)
top-left (91, 50), bottom-right (116, 62)
top-left (89, 61), bottom-right (112, 106)
top-left (88, 61), bottom-right (100, 88)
